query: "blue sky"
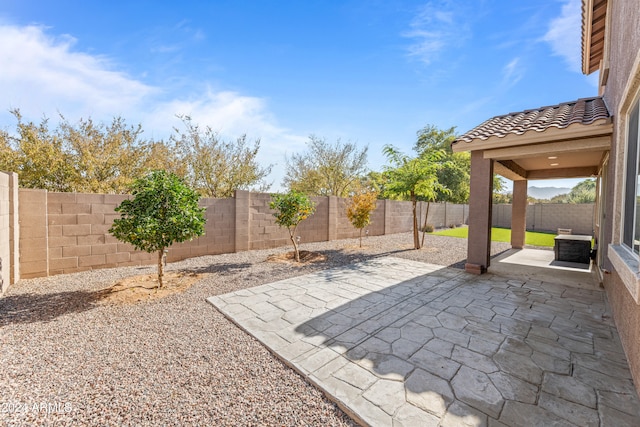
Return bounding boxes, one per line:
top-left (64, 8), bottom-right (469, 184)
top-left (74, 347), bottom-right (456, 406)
top-left (0, 0), bottom-right (595, 192)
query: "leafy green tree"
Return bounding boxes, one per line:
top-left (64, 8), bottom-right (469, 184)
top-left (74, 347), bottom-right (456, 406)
top-left (567, 179), bottom-right (596, 203)
top-left (383, 145), bottom-right (447, 249)
top-left (60, 115), bottom-right (151, 193)
top-left (414, 124), bottom-right (508, 204)
top-left (493, 192), bottom-right (513, 204)
top-left (547, 179), bottom-right (596, 204)
top-left (270, 191), bottom-right (316, 262)
top-left (346, 191), bottom-right (378, 247)
top-left (284, 135), bottom-right (368, 197)
top-left (2, 110), bottom-right (179, 194)
top-left (171, 115), bottom-right (272, 198)
top-left (361, 171), bottom-right (391, 199)
top-left (414, 125), bottom-right (469, 203)
top-left (3, 110), bottom-right (76, 191)
top-left (0, 129), bottom-right (16, 171)
top-left (109, 170), bottom-right (206, 288)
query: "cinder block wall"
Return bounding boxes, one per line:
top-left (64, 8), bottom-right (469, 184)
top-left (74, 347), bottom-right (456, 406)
top-left (385, 200), bottom-right (413, 234)
top-left (0, 173), bottom-right (9, 293)
top-left (46, 192), bottom-right (141, 275)
top-left (402, 202), bottom-right (468, 231)
top-left (336, 198), bottom-right (385, 240)
top-left (492, 203), bottom-right (594, 235)
top-left (1, 171), bottom-right (19, 293)
top-left (528, 204), bottom-right (594, 235)
top-left (45, 193), bottom-right (237, 275)
top-left (9, 186), bottom-right (598, 283)
top-left (14, 189), bottom-right (464, 280)
top-left (297, 196), bottom-right (330, 244)
top-left (19, 189), bottom-right (49, 279)
top-left (247, 192), bottom-right (288, 250)
top-left (169, 197), bottom-right (235, 260)
top-left (9, 173), bottom-right (19, 284)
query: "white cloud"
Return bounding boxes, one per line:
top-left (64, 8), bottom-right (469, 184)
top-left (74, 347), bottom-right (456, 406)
top-left (145, 90), bottom-right (306, 189)
top-left (543, 0), bottom-right (582, 72)
top-left (502, 57), bottom-right (524, 87)
top-left (402, 1), bottom-right (470, 65)
top-left (0, 24), bottom-right (156, 120)
top-left (0, 23), bottom-right (305, 190)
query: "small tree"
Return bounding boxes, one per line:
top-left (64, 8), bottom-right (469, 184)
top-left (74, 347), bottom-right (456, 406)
top-left (270, 191), bottom-right (316, 262)
top-left (109, 170), bottom-right (206, 288)
top-left (383, 145), bottom-right (447, 250)
top-left (347, 191), bottom-right (378, 247)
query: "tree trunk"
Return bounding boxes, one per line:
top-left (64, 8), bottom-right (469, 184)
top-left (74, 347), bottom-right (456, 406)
top-left (412, 195), bottom-right (420, 250)
top-left (157, 249), bottom-right (165, 289)
top-left (359, 228), bottom-right (363, 248)
top-left (289, 227), bottom-right (300, 262)
top-left (421, 201), bottom-right (431, 248)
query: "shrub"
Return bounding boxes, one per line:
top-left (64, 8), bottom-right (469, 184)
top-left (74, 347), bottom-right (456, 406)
top-left (270, 191), bottom-right (316, 262)
top-left (421, 223), bottom-right (435, 233)
top-left (109, 170), bottom-right (206, 288)
top-left (346, 191), bottom-right (378, 247)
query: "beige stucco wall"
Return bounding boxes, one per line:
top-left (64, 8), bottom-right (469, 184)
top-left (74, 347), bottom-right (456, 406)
top-left (602, 0), bottom-right (640, 115)
top-left (604, 270), bottom-right (640, 393)
top-left (599, 0), bottom-right (640, 396)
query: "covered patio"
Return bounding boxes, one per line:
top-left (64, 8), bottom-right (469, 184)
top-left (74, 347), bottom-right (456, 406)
top-left (451, 97), bottom-right (612, 275)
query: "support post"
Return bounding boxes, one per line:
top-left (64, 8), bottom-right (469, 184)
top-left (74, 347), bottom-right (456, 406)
top-left (511, 180), bottom-right (527, 249)
top-left (465, 151), bottom-right (494, 274)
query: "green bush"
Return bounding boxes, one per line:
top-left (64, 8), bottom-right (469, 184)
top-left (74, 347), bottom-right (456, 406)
top-left (421, 223), bottom-right (435, 233)
top-left (270, 191), bottom-right (316, 262)
top-left (109, 170), bottom-right (206, 288)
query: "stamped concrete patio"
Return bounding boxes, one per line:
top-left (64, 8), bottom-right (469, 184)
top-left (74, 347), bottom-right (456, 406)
top-left (207, 257), bottom-right (640, 426)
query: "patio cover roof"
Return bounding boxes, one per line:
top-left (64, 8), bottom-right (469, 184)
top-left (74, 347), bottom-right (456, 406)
top-left (451, 97), bottom-right (612, 181)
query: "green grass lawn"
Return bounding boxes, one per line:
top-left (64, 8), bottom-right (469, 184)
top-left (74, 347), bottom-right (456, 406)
top-left (432, 226), bottom-right (556, 247)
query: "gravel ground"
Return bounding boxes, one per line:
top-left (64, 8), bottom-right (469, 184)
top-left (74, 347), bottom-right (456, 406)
top-left (1, 232), bottom-right (511, 426)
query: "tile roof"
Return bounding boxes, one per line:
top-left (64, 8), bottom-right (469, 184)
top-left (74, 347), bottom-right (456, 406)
top-left (453, 97), bottom-right (610, 145)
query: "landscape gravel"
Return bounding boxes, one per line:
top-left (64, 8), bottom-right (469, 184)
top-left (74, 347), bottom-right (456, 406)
top-left (1, 232), bottom-right (511, 426)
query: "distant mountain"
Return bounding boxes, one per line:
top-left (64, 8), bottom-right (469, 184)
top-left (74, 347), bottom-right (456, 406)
top-left (528, 186), bottom-right (571, 200)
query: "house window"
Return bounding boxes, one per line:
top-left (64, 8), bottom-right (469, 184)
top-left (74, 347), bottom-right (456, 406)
top-left (622, 98), bottom-right (640, 254)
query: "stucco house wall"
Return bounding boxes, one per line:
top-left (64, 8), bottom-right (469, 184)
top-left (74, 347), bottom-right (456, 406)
top-left (599, 0), bottom-right (640, 395)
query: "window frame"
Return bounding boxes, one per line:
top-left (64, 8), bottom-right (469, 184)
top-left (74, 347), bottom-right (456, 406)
top-left (622, 98), bottom-right (640, 253)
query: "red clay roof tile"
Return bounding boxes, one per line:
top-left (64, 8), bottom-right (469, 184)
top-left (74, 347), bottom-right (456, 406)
top-left (453, 97), bottom-right (610, 145)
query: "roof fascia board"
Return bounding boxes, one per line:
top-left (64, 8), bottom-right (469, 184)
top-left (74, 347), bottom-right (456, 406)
top-left (482, 135), bottom-right (611, 160)
top-left (582, 0), bottom-right (595, 75)
top-left (452, 121), bottom-right (612, 152)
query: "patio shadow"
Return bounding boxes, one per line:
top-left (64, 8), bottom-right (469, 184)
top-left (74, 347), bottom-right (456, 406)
top-left (209, 257), bottom-right (638, 425)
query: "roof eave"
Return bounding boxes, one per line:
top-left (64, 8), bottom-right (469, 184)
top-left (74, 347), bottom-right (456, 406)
top-left (451, 120), bottom-right (613, 153)
top-left (581, 0), bottom-right (594, 75)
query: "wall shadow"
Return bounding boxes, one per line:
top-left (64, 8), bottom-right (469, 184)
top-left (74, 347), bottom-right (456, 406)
top-left (0, 288), bottom-right (112, 326)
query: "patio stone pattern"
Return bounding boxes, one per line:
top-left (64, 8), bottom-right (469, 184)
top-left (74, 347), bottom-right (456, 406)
top-left (208, 257), bottom-right (640, 426)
